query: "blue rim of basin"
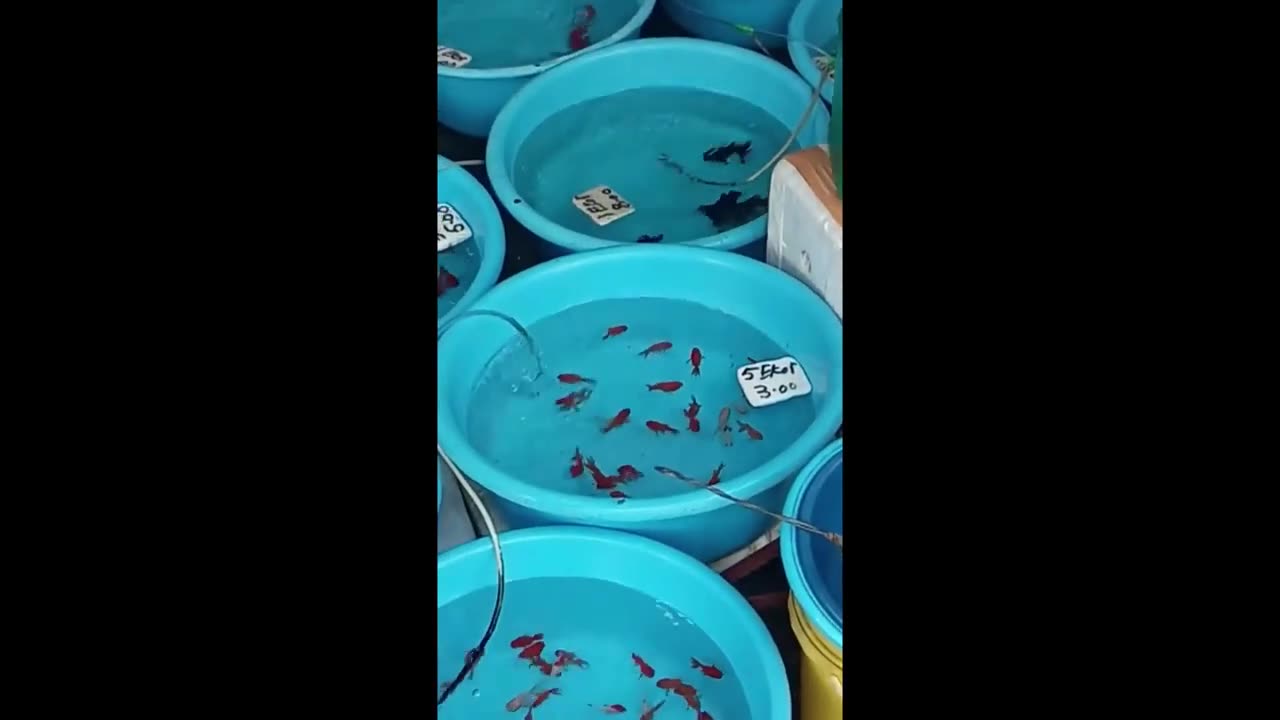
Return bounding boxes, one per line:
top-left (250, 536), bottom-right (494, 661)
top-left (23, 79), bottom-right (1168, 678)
top-left (437, 458), bottom-right (443, 517)
top-left (436, 0), bottom-right (657, 80)
top-left (436, 525), bottom-right (791, 718)
top-left (780, 437), bottom-right (842, 651)
top-left (436, 244), bottom-right (845, 524)
top-left (787, 0), bottom-right (839, 104)
top-left (484, 37), bottom-right (830, 254)
top-left (437, 155), bottom-right (506, 327)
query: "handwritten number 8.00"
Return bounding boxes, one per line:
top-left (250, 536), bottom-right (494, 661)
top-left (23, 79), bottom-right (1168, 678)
top-left (753, 384), bottom-right (771, 399)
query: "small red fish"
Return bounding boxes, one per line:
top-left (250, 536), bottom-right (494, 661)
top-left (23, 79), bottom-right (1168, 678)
top-left (684, 396), bottom-right (701, 420)
top-left (688, 416), bottom-right (701, 433)
top-left (506, 687), bottom-right (538, 712)
top-left (645, 420), bottom-right (678, 435)
top-left (602, 408), bottom-right (631, 433)
top-left (596, 475), bottom-right (622, 490)
top-left (737, 420), bottom-right (764, 441)
top-left (518, 640), bottom-right (546, 660)
top-left (673, 683), bottom-right (698, 698)
top-left (553, 649), bottom-right (589, 668)
top-left (602, 325), bottom-right (627, 339)
top-left (656, 678), bottom-right (683, 692)
top-left (569, 448), bottom-right (584, 478)
top-left (437, 266), bottom-right (459, 297)
top-left (555, 389), bottom-right (591, 411)
top-left (510, 633), bottom-right (544, 648)
top-left (716, 407), bottom-right (731, 431)
top-left (532, 657), bottom-right (559, 675)
top-left (632, 653), bottom-right (655, 678)
top-left (608, 489), bottom-right (628, 502)
top-left (676, 691), bottom-right (700, 712)
top-left (647, 381), bottom-right (683, 393)
top-left (569, 25), bottom-right (590, 51)
top-left (639, 341), bottom-right (673, 357)
top-left (689, 347), bottom-right (703, 376)
top-left (616, 464), bottom-right (643, 481)
top-left (639, 699), bottom-right (666, 720)
top-left (531, 688), bottom-right (562, 709)
top-left (691, 657), bottom-right (724, 679)
top-left (577, 3), bottom-right (596, 23)
top-left (707, 462), bottom-right (725, 486)
top-left (558, 373), bottom-right (596, 384)
top-left (697, 712), bottom-right (714, 720)
top-left (592, 704), bottom-right (626, 715)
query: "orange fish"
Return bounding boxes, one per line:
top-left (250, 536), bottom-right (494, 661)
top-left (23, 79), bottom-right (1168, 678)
top-left (716, 407), bottom-right (731, 431)
top-left (737, 421), bottom-right (763, 441)
top-left (558, 373), bottom-right (596, 384)
top-left (556, 388), bottom-right (591, 411)
top-left (616, 464), bottom-right (643, 481)
top-left (655, 677), bottom-right (683, 692)
top-left (673, 683), bottom-right (698, 698)
top-left (645, 420), bottom-right (678, 435)
top-left (688, 347), bottom-right (703, 376)
top-left (506, 687), bottom-right (538, 712)
top-left (690, 657), bottom-right (724, 679)
top-left (518, 640), bottom-right (546, 660)
top-left (608, 489), bottom-right (628, 503)
top-left (602, 408), bottom-right (631, 433)
top-left (639, 341), bottom-right (673, 357)
top-left (553, 649), bottom-right (589, 668)
top-left (569, 448), bottom-right (584, 478)
top-left (632, 653), bottom-right (655, 678)
top-left (647, 381), bottom-right (683, 393)
top-left (437, 266), bottom-right (460, 298)
top-left (532, 657), bottom-right (559, 675)
top-left (676, 690), bottom-right (700, 711)
top-left (510, 633), bottom-right (544, 648)
top-left (707, 462), bottom-right (725, 486)
top-left (688, 416), bottom-right (701, 433)
top-left (639, 699), bottom-right (666, 720)
top-left (602, 325), bottom-right (628, 339)
top-left (592, 704), bottom-right (626, 715)
top-left (684, 395), bottom-right (701, 420)
top-left (531, 688), bottom-right (561, 709)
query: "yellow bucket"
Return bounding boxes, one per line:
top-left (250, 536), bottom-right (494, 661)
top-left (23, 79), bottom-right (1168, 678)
top-left (789, 593), bottom-right (843, 719)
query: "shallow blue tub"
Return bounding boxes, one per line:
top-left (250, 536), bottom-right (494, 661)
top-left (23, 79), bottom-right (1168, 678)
top-left (486, 38), bottom-right (830, 259)
top-left (436, 526), bottom-right (790, 718)
top-left (660, 0), bottom-right (801, 49)
top-left (436, 245), bottom-right (844, 563)
top-left (780, 438), bottom-right (842, 651)
top-left (437, 0), bottom-right (656, 137)
top-left (788, 0), bottom-right (842, 104)
top-left (438, 156), bottom-right (506, 328)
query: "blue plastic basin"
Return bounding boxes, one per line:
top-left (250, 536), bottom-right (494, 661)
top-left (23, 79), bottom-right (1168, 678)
top-left (486, 38), bottom-right (830, 259)
top-left (661, 0), bottom-right (801, 49)
top-left (780, 438), bottom-right (842, 651)
top-left (437, 526), bottom-right (791, 717)
top-left (437, 0), bottom-right (656, 137)
top-left (787, 0), bottom-right (841, 104)
top-left (438, 156), bottom-right (506, 328)
top-left (436, 245), bottom-right (844, 562)
top-left (437, 458), bottom-right (444, 523)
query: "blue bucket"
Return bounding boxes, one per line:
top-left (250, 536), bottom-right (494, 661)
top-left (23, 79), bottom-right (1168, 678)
top-left (661, 0), bottom-right (801, 49)
top-left (436, 526), bottom-right (791, 718)
top-left (438, 156), bottom-right (507, 328)
top-left (437, 0), bottom-right (656, 137)
top-left (486, 38), bottom-right (830, 259)
top-left (787, 0), bottom-right (841, 104)
top-left (438, 458), bottom-right (444, 522)
top-left (436, 244), bottom-right (844, 562)
top-left (780, 438), bottom-right (842, 650)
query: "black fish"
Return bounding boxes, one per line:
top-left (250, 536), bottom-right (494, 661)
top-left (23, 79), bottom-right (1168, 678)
top-left (697, 191), bottom-right (768, 231)
top-left (637, 234), bottom-right (664, 243)
top-left (702, 141), bottom-right (752, 164)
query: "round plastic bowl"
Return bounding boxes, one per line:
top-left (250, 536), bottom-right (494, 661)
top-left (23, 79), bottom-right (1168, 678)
top-left (781, 438), bottom-right (843, 651)
top-left (437, 526), bottom-right (791, 718)
top-left (485, 37), bottom-right (831, 259)
top-left (436, 245), bottom-right (844, 562)
top-left (437, 0), bottom-right (656, 137)
top-left (438, 156), bottom-right (506, 328)
top-left (787, 0), bottom-right (841, 104)
top-left (660, 0), bottom-right (801, 49)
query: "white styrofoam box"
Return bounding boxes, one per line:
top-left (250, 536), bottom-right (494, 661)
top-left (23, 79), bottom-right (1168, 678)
top-left (437, 457), bottom-right (478, 553)
top-left (766, 145), bottom-right (843, 319)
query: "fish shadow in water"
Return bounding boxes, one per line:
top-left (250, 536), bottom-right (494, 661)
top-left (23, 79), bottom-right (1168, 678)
top-left (698, 191), bottom-right (768, 231)
top-left (637, 234), bottom-right (664, 243)
top-left (703, 141), bottom-right (752, 164)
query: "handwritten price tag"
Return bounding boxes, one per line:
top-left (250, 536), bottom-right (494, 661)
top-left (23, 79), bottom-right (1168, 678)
top-left (438, 46), bottom-right (472, 69)
top-left (814, 55), bottom-right (836, 81)
top-left (735, 356), bottom-right (813, 408)
top-left (571, 185), bottom-right (636, 227)
top-left (437, 203), bottom-right (473, 251)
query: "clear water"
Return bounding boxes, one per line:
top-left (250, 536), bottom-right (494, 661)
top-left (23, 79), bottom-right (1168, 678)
top-left (438, 577), bottom-right (750, 720)
top-left (438, 0), bottom-right (639, 70)
top-left (513, 88), bottom-right (794, 244)
top-left (438, 240), bottom-right (482, 321)
top-left (466, 298), bottom-right (817, 499)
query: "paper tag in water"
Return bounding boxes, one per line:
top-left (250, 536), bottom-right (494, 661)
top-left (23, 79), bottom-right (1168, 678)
top-left (437, 203), bottom-right (473, 251)
top-left (438, 46), bottom-right (472, 68)
top-left (815, 55), bottom-right (836, 81)
top-left (571, 185), bottom-right (636, 226)
top-left (735, 356), bottom-right (813, 408)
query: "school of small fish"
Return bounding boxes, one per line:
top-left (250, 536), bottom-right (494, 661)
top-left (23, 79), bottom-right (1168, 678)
top-left (555, 324), bottom-right (771, 503)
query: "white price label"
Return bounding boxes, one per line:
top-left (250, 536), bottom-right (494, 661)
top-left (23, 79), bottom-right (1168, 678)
top-left (815, 55), bottom-right (836, 81)
top-left (735, 356), bottom-right (813, 408)
top-left (571, 185), bottom-right (636, 226)
top-left (437, 203), bottom-right (473, 251)
top-left (438, 46), bottom-right (472, 68)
